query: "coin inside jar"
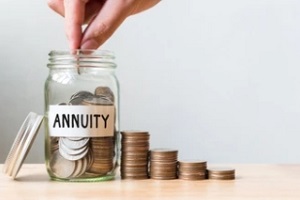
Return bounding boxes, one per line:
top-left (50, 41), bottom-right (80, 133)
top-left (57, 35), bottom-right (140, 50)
top-left (60, 137), bottom-right (90, 150)
top-left (94, 86), bottom-right (115, 103)
top-left (50, 151), bottom-right (76, 178)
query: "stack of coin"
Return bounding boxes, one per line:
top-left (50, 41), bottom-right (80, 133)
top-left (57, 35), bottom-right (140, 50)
top-left (79, 88), bottom-right (115, 175)
top-left (207, 167), bottom-right (235, 180)
top-left (149, 149), bottom-right (178, 180)
top-left (120, 131), bottom-right (150, 179)
top-left (178, 160), bottom-right (207, 180)
top-left (88, 137), bottom-right (115, 175)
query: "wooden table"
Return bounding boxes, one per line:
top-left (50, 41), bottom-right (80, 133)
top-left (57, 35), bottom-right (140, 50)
top-left (1, 164), bottom-right (300, 199)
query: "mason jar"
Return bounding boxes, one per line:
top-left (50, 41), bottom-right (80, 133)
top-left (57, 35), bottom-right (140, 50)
top-left (44, 50), bottom-right (120, 182)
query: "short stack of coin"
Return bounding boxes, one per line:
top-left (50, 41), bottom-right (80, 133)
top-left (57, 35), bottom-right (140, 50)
top-left (150, 149), bottom-right (178, 180)
top-left (178, 160), bottom-right (207, 180)
top-left (207, 167), bottom-right (235, 180)
top-left (88, 137), bottom-right (115, 175)
top-left (120, 131), bottom-right (150, 179)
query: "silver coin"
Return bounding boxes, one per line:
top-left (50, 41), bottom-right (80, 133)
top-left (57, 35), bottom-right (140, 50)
top-left (68, 137), bottom-right (86, 141)
top-left (59, 144), bottom-right (89, 161)
top-left (50, 150), bottom-right (76, 178)
top-left (82, 96), bottom-right (113, 105)
top-left (70, 91), bottom-right (94, 101)
top-left (78, 155), bottom-right (88, 177)
top-left (71, 159), bottom-right (83, 178)
top-left (60, 137), bottom-right (90, 150)
top-left (69, 96), bottom-right (86, 105)
top-left (72, 157), bottom-right (89, 178)
top-left (59, 139), bottom-right (89, 156)
top-left (87, 150), bottom-right (94, 170)
top-left (50, 137), bottom-right (59, 152)
top-left (69, 91), bottom-right (94, 105)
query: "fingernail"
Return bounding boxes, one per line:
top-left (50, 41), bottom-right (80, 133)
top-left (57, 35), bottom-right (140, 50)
top-left (81, 39), bottom-right (99, 50)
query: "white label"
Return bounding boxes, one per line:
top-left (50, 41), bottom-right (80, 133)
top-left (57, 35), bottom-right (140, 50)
top-left (48, 105), bottom-right (115, 137)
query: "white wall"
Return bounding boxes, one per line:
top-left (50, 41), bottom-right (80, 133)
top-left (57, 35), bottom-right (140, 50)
top-left (1, 0), bottom-right (300, 163)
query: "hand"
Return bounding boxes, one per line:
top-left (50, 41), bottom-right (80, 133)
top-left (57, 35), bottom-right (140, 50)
top-left (48, 0), bottom-right (161, 50)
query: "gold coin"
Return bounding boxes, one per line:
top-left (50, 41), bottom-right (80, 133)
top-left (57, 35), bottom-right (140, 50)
top-left (207, 167), bottom-right (235, 175)
top-left (94, 86), bottom-right (115, 103)
top-left (208, 174), bottom-right (235, 180)
top-left (178, 174), bottom-right (206, 180)
top-left (150, 175), bottom-right (177, 180)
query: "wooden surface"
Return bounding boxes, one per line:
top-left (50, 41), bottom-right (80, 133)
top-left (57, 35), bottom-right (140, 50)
top-left (1, 164), bottom-right (300, 199)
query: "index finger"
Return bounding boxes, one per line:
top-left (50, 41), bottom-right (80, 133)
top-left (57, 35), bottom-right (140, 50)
top-left (64, 0), bottom-right (88, 50)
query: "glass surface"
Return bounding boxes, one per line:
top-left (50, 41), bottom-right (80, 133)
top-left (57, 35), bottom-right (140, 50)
top-left (44, 50), bottom-right (120, 182)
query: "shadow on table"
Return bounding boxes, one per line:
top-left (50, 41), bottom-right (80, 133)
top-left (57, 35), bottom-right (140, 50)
top-left (15, 174), bottom-right (49, 182)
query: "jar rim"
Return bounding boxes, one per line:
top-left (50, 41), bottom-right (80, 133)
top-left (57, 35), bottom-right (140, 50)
top-left (48, 49), bottom-right (116, 69)
top-left (49, 49), bottom-right (115, 58)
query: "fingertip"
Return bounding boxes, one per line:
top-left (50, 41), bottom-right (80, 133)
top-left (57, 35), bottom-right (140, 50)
top-left (65, 24), bottom-right (82, 50)
top-left (81, 39), bottom-right (99, 50)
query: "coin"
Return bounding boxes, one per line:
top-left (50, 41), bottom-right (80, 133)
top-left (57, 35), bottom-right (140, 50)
top-left (88, 136), bottom-right (115, 175)
top-left (150, 149), bottom-right (178, 161)
top-left (50, 137), bottom-right (59, 153)
top-left (69, 91), bottom-right (95, 105)
top-left (58, 137), bottom-right (90, 161)
top-left (70, 91), bottom-right (94, 101)
top-left (207, 167), bottom-right (235, 175)
top-left (121, 175), bottom-right (149, 180)
top-left (178, 160), bottom-right (207, 167)
top-left (82, 96), bottom-right (113, 105)
top-left (149, 176), bottom-right (177, 180)
top-left (121, 130), bottom-right (149, 137)
top-left (208, 175), bottom-right (235, 180)
top-left (72, 158), bottom-right (84, 178)
top-left (207, 167), bottom-right (235, 180)
top-left (50, 150), bottom-right (76, 178)
top-left (178, 174), bottom-right (206, 180)
top-left (60, 137), bottom-right (90, 150)
top-left (120, 130), bottom-right (150, 180)
top-left (121, 146), bottom-right (149, 152)
top-left (59, 144), bottom-right (89, 161)
top-left (59, 139), bottom-right (89, 156)
top-left (177, 160), bottom-right (207, 180)
top-left (77, 156), bottom-right (89, 177)
top-left (94, 86), bottom-right (115, 103)
top-left (149, 148), bottom-right (178, 180)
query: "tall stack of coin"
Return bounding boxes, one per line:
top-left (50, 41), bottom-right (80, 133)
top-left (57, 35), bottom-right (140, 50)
top-left (149, 149), bottom-right (178, 180)
top-left (207, 167), bottom-right (235, 180)
top-left (88, 137), bottom-right (115, 175)
top-left (178, 160), bottom-right (207, 180)
top-left (82, 92), bottom-right (115, 175)
top-left (120, 131), bottom-right (150, 179)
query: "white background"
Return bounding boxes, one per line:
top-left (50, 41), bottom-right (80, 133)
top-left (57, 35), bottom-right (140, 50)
top-left (1, 0), bottom-right (300, 163)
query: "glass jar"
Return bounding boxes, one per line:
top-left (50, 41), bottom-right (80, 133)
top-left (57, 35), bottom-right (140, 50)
top-left (44, 50), bottom-right (119, 182)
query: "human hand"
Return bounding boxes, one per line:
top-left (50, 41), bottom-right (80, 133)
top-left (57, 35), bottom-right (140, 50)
top-left (48, 0), bottom-right (161, 50)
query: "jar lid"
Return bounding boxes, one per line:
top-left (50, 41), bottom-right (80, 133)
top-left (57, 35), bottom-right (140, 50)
top-left (3, 112), bottom-right (43, 179)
